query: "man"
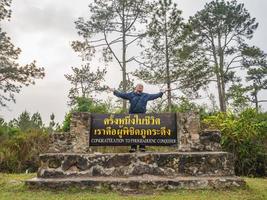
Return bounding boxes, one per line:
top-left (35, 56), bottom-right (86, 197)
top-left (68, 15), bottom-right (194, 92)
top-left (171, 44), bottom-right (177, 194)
top-left (108, 84), bottom-right (167, 153)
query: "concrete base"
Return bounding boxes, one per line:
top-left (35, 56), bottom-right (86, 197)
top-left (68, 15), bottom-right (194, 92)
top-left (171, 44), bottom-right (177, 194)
top-left (26, 176), bottom-right (245, 191)
top-left (26, 152), bottom-right (245, 191)
top-left (35, 152), bottom-right (236, 178)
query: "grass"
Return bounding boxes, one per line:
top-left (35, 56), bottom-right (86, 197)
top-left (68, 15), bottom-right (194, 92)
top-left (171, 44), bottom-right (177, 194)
top-left (0, 173), bottom-right (266, 200)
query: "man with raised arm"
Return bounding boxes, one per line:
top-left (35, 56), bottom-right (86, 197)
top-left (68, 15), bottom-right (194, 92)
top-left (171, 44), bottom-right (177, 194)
top-left (108, 83), bottom-right (167, 153)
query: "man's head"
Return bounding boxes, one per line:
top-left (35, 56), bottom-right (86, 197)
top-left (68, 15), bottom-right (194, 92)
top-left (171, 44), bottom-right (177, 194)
top-left (135, 83), bottom-right (144, 93)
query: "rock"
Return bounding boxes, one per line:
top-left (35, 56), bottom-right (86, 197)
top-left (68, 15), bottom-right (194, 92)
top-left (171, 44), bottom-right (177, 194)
top-left (48, 157), bottom-right (62, 169)
top-left (9, 180), bottom-right (22, 185)
top-left (61, 155), bottom-right (89, 171)
top-left (106, 154), bottom-right (132, 168)
top-left (177, 112), bottom-right (201, 152)
top-left (91, 165), bottom-right (105, 176)
top-left (200, 130), bottom-right (221, 143)
top-left (36, 152), bottom-right (236, 178)
top-left (26, 176), bottom-right (246, 191)
top-left (199, 130), bottom-right (222, 151)
top-left (38, 168), bottom-right (64, 178)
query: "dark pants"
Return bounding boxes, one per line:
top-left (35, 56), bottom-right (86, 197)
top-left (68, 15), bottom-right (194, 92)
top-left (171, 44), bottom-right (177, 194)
top-left (129, 112), bottom-right (146, 150)
top-left (131, 144), bottom-right (145, 149)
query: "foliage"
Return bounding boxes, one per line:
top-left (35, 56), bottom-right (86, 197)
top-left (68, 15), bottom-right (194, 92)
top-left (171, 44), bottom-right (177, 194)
top-left (49, 113), bottom-right (55, 127)
top-left (0, 0), bottom-right (45, 107)
top-left (227, 47), bottom-right (267, 112)
top-left (62, 112), bottom-right (72, 132)
top-left (73, 0), bottom-right (150, 110)
top-left (0, 111), bottom-right (50, 173)
top-left (147, 97), bottom-right (168, 113)
top-left (147, 96), bottom-right (208, 117)
top-left (226, 83), bottom-right (251, 112)
top-left (62, 97), bottom-right (109, 132)
top-left (203, 108), bottom-right (267, 176)
top-left (135, 0), bottom-right (210, 111)
top-left (74, 97), bottom-right (109, 113)
top-left (9, 111), bottom-right (44, 132)
top-left (170, 97), bottom-right (201, 113)
top-left (0, 129), bottom-right (49, 173)
top-left (170, 97), bottom-right (210, 120)
top-left (0, 0), bottom-right (12, 20)
top-left (0, 119), bottom-right (19, 141)
top-left (188, 0), bottom-right (263, 112)
top-left (245, 53), bottom-right (267, 111)
top-left (65, 64), bottom-right (107, 106)
top-left (134, 0), bottom-right (185, 110)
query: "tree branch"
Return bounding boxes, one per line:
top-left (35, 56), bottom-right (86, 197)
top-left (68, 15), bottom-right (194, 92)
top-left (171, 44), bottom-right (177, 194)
top-left (125, 34), bottom-right (143, 47)
top-left (87, 38), bottom-right (105, 43)
top-left (225, 55), bottom-right (243, 73)
top-left (103, 26), bottom-right (123, 69)
top-left (125, 0), bottom-right (144, 32)
top-left (258, 100), bottom-right (267, 103)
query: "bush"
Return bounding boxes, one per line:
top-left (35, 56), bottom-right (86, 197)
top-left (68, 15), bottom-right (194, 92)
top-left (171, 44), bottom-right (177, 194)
top-left (203, 108), bottom-right (267, 177)
top-left (0, 124), bottom-right (20, 141)
top-left (169, 97), bottom-right (210, 120)
top-left (62, 97), bottom-right (109, 131)
top-left (0, 129), bottom-right (49, 173)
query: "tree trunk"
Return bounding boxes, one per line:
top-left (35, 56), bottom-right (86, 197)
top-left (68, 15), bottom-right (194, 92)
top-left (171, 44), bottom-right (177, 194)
top-left (216, 75), bottom-right (224, 111)
top-left (211, 38), bottom-right (225, 112)
top-left (122, 3), bottom-right (127, 111)
top-left (164, 12), bottom-right (171, 112)
top-left (254, 89), bottom-right (259, 112)
top-left (220, 77), bottom-right (226, 112)
top-left (218, 33), bottom-right (226, 112)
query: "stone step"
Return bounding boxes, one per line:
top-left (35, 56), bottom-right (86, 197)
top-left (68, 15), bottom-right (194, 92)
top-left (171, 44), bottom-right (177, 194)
top-left (26, 175), bottom-right (245, 191)
top-left (37, 152), bottom-right (235, 178)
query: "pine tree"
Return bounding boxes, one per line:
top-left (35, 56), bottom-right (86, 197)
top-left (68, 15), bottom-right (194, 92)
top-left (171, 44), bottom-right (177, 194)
top-left (188, 0), bottom-right (260, 112)
top-left (65, 64), bottom-right (107, 105)
top-left (0, 0), bottom-right (45, 107)
top-left (73, 0), bottom-right (149, 110)
top-left (135, 0), bottom-right (209, 111)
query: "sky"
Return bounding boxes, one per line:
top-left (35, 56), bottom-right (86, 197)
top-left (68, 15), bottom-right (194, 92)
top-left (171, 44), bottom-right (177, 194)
top-left (0, 0), bottom-right (267, 124)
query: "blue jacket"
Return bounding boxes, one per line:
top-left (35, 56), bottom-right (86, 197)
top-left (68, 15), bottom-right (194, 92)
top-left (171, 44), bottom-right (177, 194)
top-left (113, 90), bottom-right (163, 114)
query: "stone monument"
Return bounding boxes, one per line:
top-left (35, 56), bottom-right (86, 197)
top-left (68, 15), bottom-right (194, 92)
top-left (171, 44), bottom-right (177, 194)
top-left (26, 112), bottom-right (245, 191)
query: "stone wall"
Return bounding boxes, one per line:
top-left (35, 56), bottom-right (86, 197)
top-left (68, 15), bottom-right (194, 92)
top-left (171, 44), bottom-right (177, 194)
top-left (48, 112), bottom-right (92, 153)
top-left (47, 132), bottom-right (74, 153)
top-left (37, 152), bottom-right (235, 179)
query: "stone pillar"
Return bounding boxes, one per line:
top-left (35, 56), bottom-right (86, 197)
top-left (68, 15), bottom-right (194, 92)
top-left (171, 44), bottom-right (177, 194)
top-left (47, 132), bottom-right (74, 153)
top-left (176, 112), bottom-right (222, 152)
top-left (70, 112), bottom-right (91, 153)
top-left (176, 112), bottom-right (201, 151)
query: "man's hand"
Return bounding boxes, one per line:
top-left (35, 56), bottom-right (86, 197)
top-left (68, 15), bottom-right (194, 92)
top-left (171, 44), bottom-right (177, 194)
top-left (160, 88), bottom-right (171, 93)
top-left (107, 87), bottom-right (115, 92)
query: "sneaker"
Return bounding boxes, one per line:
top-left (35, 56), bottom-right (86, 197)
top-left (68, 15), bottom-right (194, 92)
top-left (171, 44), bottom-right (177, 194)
top-left (139, 147), bottom-right (146, 152)
top-left (129, 148), bottom-right (137, 153)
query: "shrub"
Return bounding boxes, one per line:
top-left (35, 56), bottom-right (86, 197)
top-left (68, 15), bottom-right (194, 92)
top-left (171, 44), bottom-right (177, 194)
top-left (0, 129), bottom-right (49, 173)
top-left (203, 108), bottom-right (267, 177)
top-left (61, 97), bottom-right (109, 131)
top-left (0, 124), bottom-right (20, 141)
top-left (170, 97), bottom-right (210, 120)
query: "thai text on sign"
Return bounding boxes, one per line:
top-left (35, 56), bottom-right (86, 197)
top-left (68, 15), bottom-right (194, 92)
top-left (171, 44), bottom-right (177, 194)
top-left (90, 113), bottom-right (177, 146)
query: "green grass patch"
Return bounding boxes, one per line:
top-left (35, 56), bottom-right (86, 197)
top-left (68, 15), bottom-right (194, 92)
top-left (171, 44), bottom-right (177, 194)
top-left (0, 173), bottom-right (266, 200)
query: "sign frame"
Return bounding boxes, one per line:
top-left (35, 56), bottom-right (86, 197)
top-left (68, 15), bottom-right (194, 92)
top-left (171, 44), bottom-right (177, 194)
top-left (89, 113), bottom-right (178, 146)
